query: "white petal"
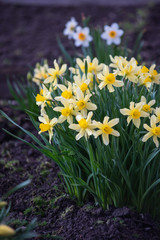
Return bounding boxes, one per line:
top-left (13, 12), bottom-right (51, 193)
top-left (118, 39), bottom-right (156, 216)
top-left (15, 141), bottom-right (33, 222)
top-left (113, 37), bottom-right (121, 45)
top-left (111, 23), bottom-right (119, 30)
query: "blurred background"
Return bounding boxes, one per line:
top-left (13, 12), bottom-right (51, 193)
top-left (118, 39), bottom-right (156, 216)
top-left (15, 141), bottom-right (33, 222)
top-left (0, 0), bottom-right (160, 98)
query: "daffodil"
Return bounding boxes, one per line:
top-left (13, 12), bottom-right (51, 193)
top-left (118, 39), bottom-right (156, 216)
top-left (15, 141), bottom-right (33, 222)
top-left (73, 74), bottom-right (90, 93)
top-left (120, 102), bottom-right (149, 128)
top-left (93, 117), bottom-right (120, 146)
top-left (36, 85), bottom-right (52, 110)
top-left (138, 65), bottom-right (160, 87)
top-left (140, 96), bottom-right (155, 113)
top-left (74, 57), bottom-right (104, 75)
top-left (149, 64), bottom-right (160, 85)
top-left (63, 17), bottom-right (78, 39)
top-left (109, 55), bottom-right (128, 70)
top-left (73, 26), bottom-right (93, 47)
top-left (70, 88), bottom-right (97, 116)
top-left (101, 23), bottom-right (124, 45)
top-left (69, 111), bottom-right (95, 140)
top-left (53, 98), bottom-right (77, 124)
top-left (142, 115), bottom-right (160, 147)
top-left (32, 63), bottom-right (49, 86)
top-left (44, 60), bottom-right (67, 88)
top-left (117, 58), bottom-right (140, 83)
top-left (0, 225), bottom-right (15, 237)
top-left (39, 114), bottom-right (58, 143)
top-left (55, 82), bottom-right (73, 101)
top-left (97, 65), bottom-right (124, 92)
top-left (138, 74), bottom-right (153, 89)
top-left (155, 107), bottom-right (160, 123)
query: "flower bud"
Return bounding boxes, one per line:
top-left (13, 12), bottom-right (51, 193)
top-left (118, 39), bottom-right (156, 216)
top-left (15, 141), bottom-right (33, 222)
top-left (0, 224), bottom-right (15, 237)
top-left (0, 201), bottom-right (7, 208)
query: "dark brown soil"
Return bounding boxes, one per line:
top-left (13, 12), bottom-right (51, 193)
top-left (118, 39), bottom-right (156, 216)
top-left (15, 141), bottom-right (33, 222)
top-left (1, 105), bottom-right (160, 240)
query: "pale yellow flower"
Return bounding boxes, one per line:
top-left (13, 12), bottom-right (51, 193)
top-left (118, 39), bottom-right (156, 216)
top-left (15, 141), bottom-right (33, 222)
top-left (117, 58), bottom-right (140, 83)
top-left (149, 64), bottom-right (160, 85)
top-left (32, 63), bottom-right (49, 86)
top-left (140, 96), bottom-right (155, 113)
top-left (44, 60), bottom-right (67, 88)
top-left (39, 114), bottom-right (58, 143)
top-left (36, 85), bottom-right (52, 110)
top-left (73, 74), bottom-right (90, 93)
top-left (0, 225), bottom-right (15, 237)
top-left (97, 65), bottom-right (124, 92)
top-left (138, 74), bottom-right (152, 89)
top-left (70, 88), bottom-right (97, 117)
top-left (69, 111), bottom-right (95, 140)
top-left (53, 98), bottom-right (77, 124)
top-left (93, 117), bottom-right (120, 146)
top-left (70, 57), bottom-right (104, 75)
top-left (55, 82), bottom-right (73, 101)
top-left (109, 55), bottom-right (128, 70)
top-left (142, 115), bottom-right (160, 147)
top-left (120, 102), bottom-right (149, 128)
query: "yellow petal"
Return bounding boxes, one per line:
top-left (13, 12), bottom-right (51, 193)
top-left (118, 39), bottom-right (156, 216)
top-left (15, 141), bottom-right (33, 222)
top-left (120, 108), bottom-right (130, 115)
top-left (153, 135), bottom-right (159, 147)
top-left (142, 132), bottom-right (153, 142)
top-left (133, 118), bottom-right (140, 128)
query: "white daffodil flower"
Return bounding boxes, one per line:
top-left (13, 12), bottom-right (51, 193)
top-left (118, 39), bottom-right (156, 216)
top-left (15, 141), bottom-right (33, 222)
top-left (73, 26), bottom-right (93, 48)
top-left (101, 23), bottom-right (124, 45)
top-left (63, 17), bottom-right (78, 39)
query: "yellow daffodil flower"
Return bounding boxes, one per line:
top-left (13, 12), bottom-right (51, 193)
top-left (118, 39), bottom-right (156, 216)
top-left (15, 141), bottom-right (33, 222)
top-left (109, 55), bottom-right (128, 70)
top-left (97, 65), bottom-right (124, 92)
top-left (142, 115), bottom-right (160, 147)
top-left (32, 63), bottom-right (49, 86)
top-left (44, 60), bottom-right (67, 88)
top-left (73, 74), bottom-right (90, 93)
top-left (53, 98), bottom-right (77, 124)
top-left (39, 114), bottom-right (58, 143)
top-left (138, 74), bottom-right (152, 89)
top-left (70, 88), bottom-right (97, 117)
top-left (55, 82), bottom-right (73, 101)
top-left (69, 112), bottom-right (95, 140)
top-left (93, 116), bottom-right (120, 146)
top-left (117, 58), bottom-right (140, 83)
top-left (36, 85), bottom-right (52, 110)
top-left (140, 96), bottom-right (155, 113)
top-left (70, 57), bottom-right (103, 75)
top-left (149, 64), bottom-right (160, 85)
top-left (120, 102), bottom-right (149, 128)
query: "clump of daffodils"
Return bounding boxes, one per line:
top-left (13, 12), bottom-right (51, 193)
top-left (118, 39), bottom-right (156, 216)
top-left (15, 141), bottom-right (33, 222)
top-left (34, 55), bottom-right (160, 148)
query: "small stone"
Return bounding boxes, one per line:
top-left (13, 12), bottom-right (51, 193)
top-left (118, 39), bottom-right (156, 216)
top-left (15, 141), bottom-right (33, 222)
top-left (112, 207), bottom-right (130, 217)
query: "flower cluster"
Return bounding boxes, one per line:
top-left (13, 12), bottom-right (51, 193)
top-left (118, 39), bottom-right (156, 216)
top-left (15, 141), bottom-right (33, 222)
top-left (34, 56), bottom-right (160, 147)
top-left (63, 17), bottom-right (124, 47)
